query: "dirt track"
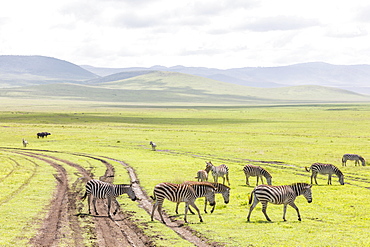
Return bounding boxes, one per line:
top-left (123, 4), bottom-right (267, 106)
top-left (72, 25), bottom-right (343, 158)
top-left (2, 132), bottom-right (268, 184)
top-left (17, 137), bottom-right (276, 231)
top-left (2, 148), bottom-right (219, 247)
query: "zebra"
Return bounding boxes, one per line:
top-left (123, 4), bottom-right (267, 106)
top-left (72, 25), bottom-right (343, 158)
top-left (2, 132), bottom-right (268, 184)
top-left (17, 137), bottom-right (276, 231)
top-left (305, 163), bottom-right (344, 185)
top-left (149, 141), bottom-right (157, 151)
top-left (175, 181), bottom-right (230, 214)
top-left (195, 170), bottom-right (208, 182)
top-left (205, 161), bottom-right (230, 185)
top-left (342, 154), bottom-right (365, 166)
top-left (243, 164), bottom-right (272, 186)
top-left (81, 179), bottom-right (137, 217)
top-left (22, 138), bottom-right (28, 147)
top-left (151, 182), bottom-right (215, 224)
top-left (247, 183), bottom-right (312, 222)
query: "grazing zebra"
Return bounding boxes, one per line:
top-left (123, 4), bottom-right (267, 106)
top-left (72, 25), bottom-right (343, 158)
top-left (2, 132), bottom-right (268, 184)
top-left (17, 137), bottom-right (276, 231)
top-left (149, 141), bottom-right (157, 151)
top-left (151, 182), bottom-right (215, 224)
top-left (22, 138), bottom-right (28, 147)
top-left (195, 170), bottom-right (208, 182)
top-left (205, 161), bottom-right (230, 185)
top-left (175, 181), bottom-right (230, 214)
top-left (81, 179), bottom-right (137, 217)
top-left (247, 183), bottom-right (312, 222)
top-left (342, 154), bottom-right (365, 166)
top-left (243, 164), bottom-right (272, 186)
top-left (305, 163), bottom-right (344, 185)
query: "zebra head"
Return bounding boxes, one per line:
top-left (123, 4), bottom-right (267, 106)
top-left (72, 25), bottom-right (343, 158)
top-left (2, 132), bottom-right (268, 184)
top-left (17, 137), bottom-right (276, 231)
top-left (292, 183), bottom-right (312, 203)
top-left (205, 161), bottom-right (213, 173)
top-left (360, 156), bottom-right (366, 166)
top-left (301, 184), bottom-right (312, 203)
top-left (204, 185), bottom-right (216, 207)
top-left (127, 184), bottom-right (137, 201)
top-left (339, 175), bottom-right (345, 185)
top-left (221, 186), bottom-right (230, 204)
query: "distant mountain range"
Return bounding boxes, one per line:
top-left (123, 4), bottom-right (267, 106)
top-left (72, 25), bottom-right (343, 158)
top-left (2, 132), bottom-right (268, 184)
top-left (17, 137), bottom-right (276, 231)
top-left (81, 62), bottom-right (370, 94)
top-left (0, 55), bottom-right (370, 105)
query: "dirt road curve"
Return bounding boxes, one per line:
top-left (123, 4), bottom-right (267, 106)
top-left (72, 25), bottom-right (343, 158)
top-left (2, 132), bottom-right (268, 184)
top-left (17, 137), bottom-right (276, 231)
top-left (2, 148), bottom-right (220, 247)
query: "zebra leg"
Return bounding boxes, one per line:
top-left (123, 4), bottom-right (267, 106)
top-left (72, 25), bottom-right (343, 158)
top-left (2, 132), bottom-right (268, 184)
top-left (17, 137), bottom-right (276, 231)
top-left (157, 203), bottom-right (166, 224)
top-left (107, 197), bottom-right (112, 217)
top-left (175, 202), bottom-right (180, 214)
top-left (261, 201), bottom-right (271, 221)
top-left (246, 175), bottom-right (250, 186)
top-left (92, 197), bottom-right (99, 215)
top-left (87, 194), bottom-right (92, 214)
top-left (282, 204), bottom-right (288, 221)
top-left (226, 173), bottom-right (230, 186)
top-left (256, 176), bottom-right (259, 186)
top-left (150, 202), bottom-right (158, 221)
top-left (313, 173), bottom-right (318, 185)
top-left (247, 196), bottom-right (259, 222)
top-left (289, 202), bottom-right (301, 221)
top-left (112, 198), bottom-right (121, 215)
top-left (190, 201), bottom-right (203, 222)
top-left (328, 174), bottom-right (332, 185)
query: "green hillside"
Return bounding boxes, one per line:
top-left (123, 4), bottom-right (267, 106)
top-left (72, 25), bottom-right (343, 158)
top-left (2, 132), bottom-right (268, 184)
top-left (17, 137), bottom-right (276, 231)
top-left (1, 71), bottom-right (369, 105)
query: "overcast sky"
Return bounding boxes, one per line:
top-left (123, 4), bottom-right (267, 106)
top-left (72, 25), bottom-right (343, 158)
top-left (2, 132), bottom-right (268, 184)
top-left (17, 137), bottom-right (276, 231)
top-left (1, 0), bottom-right (370, 69)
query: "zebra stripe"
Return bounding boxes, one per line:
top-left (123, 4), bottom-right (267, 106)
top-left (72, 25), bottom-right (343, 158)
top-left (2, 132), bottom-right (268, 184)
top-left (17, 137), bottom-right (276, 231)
top-left (205, 161), bottom-right (230, 185)
top-left (305, 163), bottom-right (344, 185)
top-left (176, 181), bottom-right (230, 214)
top-left (247, 183), bottom-right (312, 222)
top-left (342, 154), bottom-right (365, 166)
top-left (243, 164), bottom-right (272, 186)
top-left (195, 170), bottom-right (208, 182)
top-left (151, 182), bottom-right (215, 224)
top-left (81, 179), bottom-right (137, 216)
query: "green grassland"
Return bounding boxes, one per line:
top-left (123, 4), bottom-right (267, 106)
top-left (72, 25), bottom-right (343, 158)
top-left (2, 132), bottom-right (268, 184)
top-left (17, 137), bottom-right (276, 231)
top-left (0, 102), bottom-right (370, 246)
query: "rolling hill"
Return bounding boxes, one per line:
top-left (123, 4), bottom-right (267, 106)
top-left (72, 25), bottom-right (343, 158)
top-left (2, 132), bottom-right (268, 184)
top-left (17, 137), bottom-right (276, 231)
top-left (82, 62), bottom-right (370, 94)
top-left (0, 55), bottom-right (99, 87)
top-left (1, 71), bottom-right (369, 105)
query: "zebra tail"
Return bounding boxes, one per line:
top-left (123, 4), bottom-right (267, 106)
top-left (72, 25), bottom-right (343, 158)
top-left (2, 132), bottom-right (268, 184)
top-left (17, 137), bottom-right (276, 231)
top-left (248, 190), bottom-right (255, 205)
top-left (80, 191), bottom-right (87, 201)
top-left (305, 166), bottom-right (311, 172)
top-left (150, 195), bottom-right (156, 201)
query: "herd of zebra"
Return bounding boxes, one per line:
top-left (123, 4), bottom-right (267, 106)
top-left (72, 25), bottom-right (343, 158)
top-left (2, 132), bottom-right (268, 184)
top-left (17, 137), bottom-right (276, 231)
top-left (80, 153), bottom-right (366, 224)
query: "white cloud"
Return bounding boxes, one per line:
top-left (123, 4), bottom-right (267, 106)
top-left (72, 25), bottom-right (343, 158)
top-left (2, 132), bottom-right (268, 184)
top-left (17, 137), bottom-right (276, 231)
top-left (1, 0), bottom-right (370, 68)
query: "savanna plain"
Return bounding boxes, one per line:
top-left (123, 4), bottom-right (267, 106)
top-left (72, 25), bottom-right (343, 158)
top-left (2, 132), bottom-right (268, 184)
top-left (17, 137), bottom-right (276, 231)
top-left (1, 101), bottom-right (369, 246)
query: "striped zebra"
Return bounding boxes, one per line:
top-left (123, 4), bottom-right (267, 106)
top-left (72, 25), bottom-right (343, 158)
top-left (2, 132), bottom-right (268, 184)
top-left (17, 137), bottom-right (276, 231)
top-left (305, 163), bottom-right (344, 185)
top-left (149, 141), bottom-right (157, 151)
top-left (175, 181), bottom-right (230, 214)
top-left (205, 161), bottom-right (230, 185)
top-left (342, 154), bottom-right (365, 166)
top-left (195, 170), bottom-right (208, 182)
top-left (151, 182), bottom-right (215, 224)
top-left (243, 164), bottom-right (272, 186)
top-left (22, 138), bottom-right (28, 147)
top-left (247, 183), bottom-right (312, 222)
top-left (81, 179), bottom-right (137, 217)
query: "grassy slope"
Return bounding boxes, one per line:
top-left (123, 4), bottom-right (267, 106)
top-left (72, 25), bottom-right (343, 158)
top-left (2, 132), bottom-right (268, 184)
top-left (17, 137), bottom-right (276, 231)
top-left (0, 71), bottom-right (369, 105)
top-left (1, 104), bottom-right (370, 246)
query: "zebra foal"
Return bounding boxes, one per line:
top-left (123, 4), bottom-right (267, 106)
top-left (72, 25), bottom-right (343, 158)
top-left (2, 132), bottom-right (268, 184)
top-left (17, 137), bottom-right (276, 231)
top-left (247, 183), bottom-right (312, 222)
top-left (342, 154), bottom-right (365, 166)
top-left (243, 164), bottom-right (272, 186)
top-left (81, 179), bottom-right (137, 217)
top-left (195, 170), bottom-right (208, 182)
top-left (175, 181), bottom-right (230, 214)
top-left (151, 182), bottom-right (215, 224)
top-left (305, 163), bottom-right (344, 185)
top-left (205, 161), bottom-right (230, 185)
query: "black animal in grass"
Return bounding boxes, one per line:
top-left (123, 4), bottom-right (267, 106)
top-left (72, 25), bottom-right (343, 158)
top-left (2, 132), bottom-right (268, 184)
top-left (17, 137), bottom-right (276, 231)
top-left (37, 132), bottom-right (51, 138)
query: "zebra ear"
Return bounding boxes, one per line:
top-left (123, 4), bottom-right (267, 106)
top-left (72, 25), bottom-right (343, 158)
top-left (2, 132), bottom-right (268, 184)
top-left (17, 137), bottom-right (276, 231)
top-left (308, 184), bottom-right (313, 188)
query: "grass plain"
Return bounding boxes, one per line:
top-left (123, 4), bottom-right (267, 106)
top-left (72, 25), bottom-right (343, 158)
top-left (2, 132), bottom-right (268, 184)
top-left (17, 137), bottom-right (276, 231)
top-left (0, 101), bottom-right (370, 246)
